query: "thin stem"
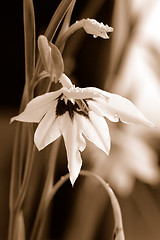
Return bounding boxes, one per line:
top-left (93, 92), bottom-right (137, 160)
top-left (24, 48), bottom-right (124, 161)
top-left (9, 123), bottom-right (23, 211)
top-left (30, 138), bottom-right (61, 240)
top-left (23, 0), bottom-right (36, 86)
top-left (8, 83), bottom-right (31, 240)
top-left (36, 174), bottom-right (70, 239)
top-left (30, 0), bottom-right (73, 87)
top-left (55, 0), bottom-right (77, 52)
top-left (56, 19), bottom-right (85, 50)
top-left (32, 71), bottom-right (50, 90)
top-left (8, 124), bottom-right (35, 240)
top-left (36, 170), bottom-right (125, 240)
top-left (15, 131), bottom-right (35, 210)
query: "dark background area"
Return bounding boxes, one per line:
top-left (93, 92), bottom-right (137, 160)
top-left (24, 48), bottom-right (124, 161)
top-left (2, 0), bottom-right (113, 107)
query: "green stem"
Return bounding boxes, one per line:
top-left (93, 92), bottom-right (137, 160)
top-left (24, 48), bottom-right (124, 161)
top-left (56, 19), bottom-right (85, 50)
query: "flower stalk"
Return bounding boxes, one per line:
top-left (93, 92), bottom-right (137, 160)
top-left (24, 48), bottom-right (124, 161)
top-left (34, 170), bottom-right (125, 240)
top-left (56, 18), bottom-right (113, 49)
top-left (30, 138), bottom-right (61, 240)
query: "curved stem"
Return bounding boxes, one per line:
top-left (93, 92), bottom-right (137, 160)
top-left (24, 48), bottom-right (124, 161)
top-left (32, 71), bottom-right (50, 90)
top-left (56, 19), bottom-right (85, 50)
top-left (55, 0), bottom-right (77, 52)
top-left (36, 170), bottom-right (125, 240)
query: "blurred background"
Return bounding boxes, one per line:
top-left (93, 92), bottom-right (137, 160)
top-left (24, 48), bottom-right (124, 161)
top-left (1, 0), bottom-right (160, 239)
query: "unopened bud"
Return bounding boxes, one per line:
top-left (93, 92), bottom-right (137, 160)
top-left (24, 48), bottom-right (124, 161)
top-left (83, 18), bottom-right (113, 39)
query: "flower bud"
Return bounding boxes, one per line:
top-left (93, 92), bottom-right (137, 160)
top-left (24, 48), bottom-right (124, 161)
top-left (83, 18), bottom-right (113, 39)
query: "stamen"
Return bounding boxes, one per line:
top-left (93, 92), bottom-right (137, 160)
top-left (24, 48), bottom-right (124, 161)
top-left (76, 99), bottom-right (90, 115)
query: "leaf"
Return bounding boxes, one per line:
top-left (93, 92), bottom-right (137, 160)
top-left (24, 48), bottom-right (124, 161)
top-left (44, 0), bottom-right (73, 41)
top-left (23, 0), bottom-right (35, 84)
top-left (33, 0), bottom-right (73, 80)
top-left (55, 0), bottom-right (77, 52)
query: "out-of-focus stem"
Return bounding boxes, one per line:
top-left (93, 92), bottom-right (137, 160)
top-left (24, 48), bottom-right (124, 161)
top-left (8, 124), bottom-right (35, 240)
top-left (30, 138), bottom-right (61, 240)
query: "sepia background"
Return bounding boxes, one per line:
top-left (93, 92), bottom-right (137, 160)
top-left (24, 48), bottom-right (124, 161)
top-left (1, 0), bottom-right (160, 239)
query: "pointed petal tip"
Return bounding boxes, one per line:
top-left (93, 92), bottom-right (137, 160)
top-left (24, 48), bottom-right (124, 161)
top-left (34, 135), bottom-right (44, 151)
top-left (35, 144), bottom-right (42, 151)
top-left (69, 174), bottom-right (77, 187)
top-left (10, 117), bottom-right (14, 124)
top-left (10, 116), bottom-right (21, 124)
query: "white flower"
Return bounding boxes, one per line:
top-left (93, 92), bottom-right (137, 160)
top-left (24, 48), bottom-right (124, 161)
top-left (11, 74), bottom-right (153, 185)
top-left (83, 18), bottom-right (113, 39)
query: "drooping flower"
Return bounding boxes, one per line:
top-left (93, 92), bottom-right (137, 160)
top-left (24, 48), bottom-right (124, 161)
top-left (83, 18), bottom-right (113, 39)
top-left (11, 34), bottom-right (154, 185)
top-left (11, 72), bottom-right (153, 185)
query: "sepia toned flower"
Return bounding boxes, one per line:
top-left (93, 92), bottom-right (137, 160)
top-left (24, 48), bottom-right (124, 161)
top-left (11, 72), bottom-right (153, 185)
top-left (83, 18), bottom-right (113, 39)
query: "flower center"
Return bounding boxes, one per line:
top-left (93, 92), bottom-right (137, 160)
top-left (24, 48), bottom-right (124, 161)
top-left (56, 97), bottom-right (90, 120)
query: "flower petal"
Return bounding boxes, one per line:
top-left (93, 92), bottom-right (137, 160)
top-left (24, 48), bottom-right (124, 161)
top-left (62, 86), bottom-right (106, 99)
top-left (34, 103), bottom-right (61, 150)
top-left (10, 90), bottom-right (62, 123)
top-left (91, 91), bottom-right (153, 126)
top-left (58, 112), bottom-right (86, 185)
top-left (77, 110), bottom-right (111, 155)
top-left (70, 86), bottom-right (153, 127)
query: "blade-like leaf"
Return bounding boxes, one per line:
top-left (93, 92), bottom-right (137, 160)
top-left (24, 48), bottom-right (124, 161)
top-left (45, 0), bottom-right (73, 41)
top-left (23, 0), bottom-right (35, 84)
top-left (32, 0), bottom-right (73, 83)
top-left (55, 0), bottom-right (77, 51)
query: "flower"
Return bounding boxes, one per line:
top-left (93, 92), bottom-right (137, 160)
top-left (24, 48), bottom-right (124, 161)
top-left (83, 18), bottom-right (113, 39)
top-left (11, 73), bottom-right (153, 185)
top-left (11, 35), bottom-right (153, 185)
